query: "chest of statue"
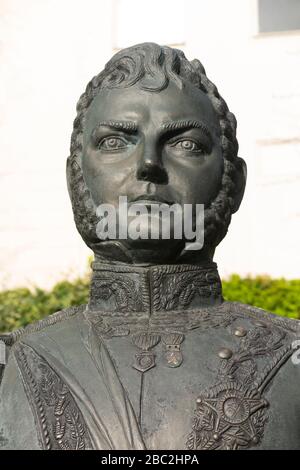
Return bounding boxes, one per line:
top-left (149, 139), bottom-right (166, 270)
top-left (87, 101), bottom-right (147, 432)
top-left (88, 302), bottom-right (300, 450)
top-left (1, 302), bottom-right (300, 451)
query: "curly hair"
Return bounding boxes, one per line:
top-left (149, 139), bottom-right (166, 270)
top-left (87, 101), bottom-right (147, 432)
top-left (67, 42), bottom-right (243, 257)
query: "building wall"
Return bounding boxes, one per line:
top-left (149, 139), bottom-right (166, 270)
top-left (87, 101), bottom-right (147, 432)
top-left (0, 0), bottom-right (299, 289)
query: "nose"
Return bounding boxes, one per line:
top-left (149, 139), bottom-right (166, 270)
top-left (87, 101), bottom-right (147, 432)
top-left (136, 144), bottom-right (168, 185)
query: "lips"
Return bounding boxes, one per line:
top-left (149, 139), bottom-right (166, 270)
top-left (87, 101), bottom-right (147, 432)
top-left (131, 195), bottom-right (174, 205)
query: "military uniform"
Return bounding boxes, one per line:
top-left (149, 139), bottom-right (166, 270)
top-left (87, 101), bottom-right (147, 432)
top-left (0, 262), bottom-right (300, 450)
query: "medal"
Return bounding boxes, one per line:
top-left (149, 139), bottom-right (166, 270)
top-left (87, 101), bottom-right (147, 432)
top-left (162, 333), bottom-right (184, 368)
top-left (131, 333), bottom-right (160, 373)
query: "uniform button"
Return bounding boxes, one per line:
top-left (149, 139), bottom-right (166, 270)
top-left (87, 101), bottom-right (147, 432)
top-left (218, 348), bottom-right (233, 359)
top-left (234, 326), bottom-right (247, 337)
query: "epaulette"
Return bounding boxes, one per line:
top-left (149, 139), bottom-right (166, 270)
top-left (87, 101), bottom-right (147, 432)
top-left (0, 304), bottom-right (86, 385)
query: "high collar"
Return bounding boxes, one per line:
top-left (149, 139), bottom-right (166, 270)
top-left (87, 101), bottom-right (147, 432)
top-left (88, 261), bottom-right (223, 315)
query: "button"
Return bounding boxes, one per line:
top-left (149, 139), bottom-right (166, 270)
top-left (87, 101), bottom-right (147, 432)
top-left (234, 326), bottom-right (247, 337)
top-left (218, 348), bottom-right (233, 359)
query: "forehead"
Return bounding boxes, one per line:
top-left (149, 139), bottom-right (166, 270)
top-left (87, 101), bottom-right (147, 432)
top-left (84, 80), bottom-right (220, 137)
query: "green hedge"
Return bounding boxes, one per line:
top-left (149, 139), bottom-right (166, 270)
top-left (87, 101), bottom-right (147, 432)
top-left (0, 278), bottom-right (90, 332)
top-left (0, 275), bottom-right (299, 332)
top-left (222, 275), bottom-right (300, 320)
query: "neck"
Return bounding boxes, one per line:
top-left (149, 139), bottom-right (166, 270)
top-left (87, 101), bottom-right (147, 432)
top-left (91, 240), bottom-right (216, 265)
top-left (88, 257), bottom-right (223, 315)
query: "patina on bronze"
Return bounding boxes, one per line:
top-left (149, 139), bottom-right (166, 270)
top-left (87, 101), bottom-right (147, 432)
top-left (0, 43), bottom-right (299, 450)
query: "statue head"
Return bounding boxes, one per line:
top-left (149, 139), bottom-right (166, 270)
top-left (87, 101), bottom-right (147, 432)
top-left (67, 42), bottom-right (246, 264)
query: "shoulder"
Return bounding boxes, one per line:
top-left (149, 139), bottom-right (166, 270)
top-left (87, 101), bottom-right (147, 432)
top-left (222, 301), bottom-right (300, 376)
top-left (212, 302), bottom-right (300, 394)
top-left (223, 301), bottom-right (300, 334)
top-left (0, 304), bottom-right (87, 374)
top-left (4, 304), bottom-right (86, 342)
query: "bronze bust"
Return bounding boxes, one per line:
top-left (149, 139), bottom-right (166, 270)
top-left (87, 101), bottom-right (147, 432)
top-left (0, 43), bottom-right (299, 450)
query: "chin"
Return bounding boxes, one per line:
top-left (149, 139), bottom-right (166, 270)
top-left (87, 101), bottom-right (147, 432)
top-left (117, 238), bottom-right (186, 264)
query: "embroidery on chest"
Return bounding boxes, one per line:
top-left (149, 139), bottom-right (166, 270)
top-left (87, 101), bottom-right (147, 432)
top-left (15, 343), bottom-right (92, 450)
top-left (186, 320), bottom-right (295, 450)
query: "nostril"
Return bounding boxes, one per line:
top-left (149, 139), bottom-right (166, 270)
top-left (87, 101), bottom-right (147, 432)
top-left (140, 170), bottom-right (148, 179)
top-left (137, 163), bottom-right (168, 184)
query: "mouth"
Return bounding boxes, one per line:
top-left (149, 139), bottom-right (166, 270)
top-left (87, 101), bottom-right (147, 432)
top-left (130, 195), bottom-right (174, 205)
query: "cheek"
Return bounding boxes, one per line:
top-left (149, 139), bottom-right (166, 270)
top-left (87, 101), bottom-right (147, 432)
top-left (82, 150), bottom-right (107, 204)
top-left (82, 147), bottom-right (103, 179)
top-left (200, 151), bottom-right (223, 191)
top-left (167, 150), bottom-right (223, 205)
top-left (82, 148), bottom-right (134, 205)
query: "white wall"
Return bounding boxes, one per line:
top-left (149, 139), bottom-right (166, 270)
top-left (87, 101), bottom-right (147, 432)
top-left (0, 0), bottom-right (299, 289)
top-left (0, 0), bottom-right (113, 288)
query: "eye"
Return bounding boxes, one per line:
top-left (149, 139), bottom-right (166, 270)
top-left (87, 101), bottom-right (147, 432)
top-left (98, 136), bottom-right (128, 151)
top-left (170, 139), bottom-right (206, 154)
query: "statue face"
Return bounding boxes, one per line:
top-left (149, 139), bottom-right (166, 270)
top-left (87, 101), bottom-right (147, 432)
top-left (81, 80), bottom-right (224, 259)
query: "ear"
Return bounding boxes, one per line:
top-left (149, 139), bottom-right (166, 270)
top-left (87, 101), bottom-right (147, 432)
top-left (232, 156), bottom-right (247, 214)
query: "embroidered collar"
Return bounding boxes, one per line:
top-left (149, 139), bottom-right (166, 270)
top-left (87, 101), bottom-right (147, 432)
top-left (88, 261), bottom-right (223, 315)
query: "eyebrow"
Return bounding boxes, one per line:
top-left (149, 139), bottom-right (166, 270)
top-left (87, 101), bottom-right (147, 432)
top-left (96, 119), bottom-right (212, 139)
top-left (97, 120), bottom-right (138, 132)
top-left (160, 119), bottom-right (212, 139)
